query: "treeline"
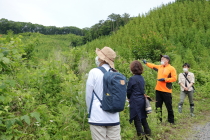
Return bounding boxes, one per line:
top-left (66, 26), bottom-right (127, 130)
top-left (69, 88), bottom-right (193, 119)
top-left (81, 0), bottom-right (210, 91)
top-left (1, 0), bottom-right (210, 139)
top-left (0, 13), bottom-right (132, 44)
top-left (0, 18), bottom-right (84, 36)
top-left (94, 0), bottom-right (210, 67)
top-left (175, 0), bottom-right (206, 2)
top-left (83, 13), bottom-right (132, 42)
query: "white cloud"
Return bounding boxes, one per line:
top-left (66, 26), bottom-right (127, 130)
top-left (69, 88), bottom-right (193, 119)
top-left (0, 0), bottom-right (175, 28)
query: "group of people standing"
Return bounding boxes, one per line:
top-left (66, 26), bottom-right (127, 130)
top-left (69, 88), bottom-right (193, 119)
top-left (86, 46), bottom-right (195, 140)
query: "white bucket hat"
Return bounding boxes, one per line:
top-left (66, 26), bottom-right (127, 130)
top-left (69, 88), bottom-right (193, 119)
top-left (96, 46), bottom-right (116, 68)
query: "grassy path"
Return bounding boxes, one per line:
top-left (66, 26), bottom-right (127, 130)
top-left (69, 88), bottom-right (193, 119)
top-left (146, 92), bottom-right (210, 140)
top-left (173, 96), bottom-right (210, 140)
top-left (185, 111), bottom-right (210, 140)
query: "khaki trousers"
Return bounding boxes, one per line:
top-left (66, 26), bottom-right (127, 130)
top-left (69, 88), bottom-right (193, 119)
top-left (178, 90), bottom-right (194, 106)
top-left (90, 124), bottom-right (121, 140)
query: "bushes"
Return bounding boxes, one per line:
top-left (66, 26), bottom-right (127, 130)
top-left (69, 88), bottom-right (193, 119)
top-left (0, 32), bottom-right (92, 139)
top-left (132, 31), bottom-right (168, 62)
top-left (0, 33), bottom-right (42, 139)
top-left (0, 30), bottom-right (209, 139)
top-left (1, 0), bottom-right (210, 139)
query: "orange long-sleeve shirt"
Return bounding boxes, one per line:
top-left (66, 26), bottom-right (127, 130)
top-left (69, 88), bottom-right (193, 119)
top-left (146, 63), bottom-right (177, 93)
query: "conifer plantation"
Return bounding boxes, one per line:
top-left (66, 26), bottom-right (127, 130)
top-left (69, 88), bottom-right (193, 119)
top-left (0, 0), bottom-right (210, 139)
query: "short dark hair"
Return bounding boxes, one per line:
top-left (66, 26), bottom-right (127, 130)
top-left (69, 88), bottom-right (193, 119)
top-left (182, 63), bottom-right (190, 68)
top-left (130, 60), bottom-right (143, 75)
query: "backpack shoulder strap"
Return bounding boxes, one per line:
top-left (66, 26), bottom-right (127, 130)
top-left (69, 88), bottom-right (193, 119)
top-left (93, 90), bottom-right (102, 103)
top-left (182, 73), bottom-right (191, 83)
top-left (88, 92), bottom-right (94, 118)
top-left (97, 66), bottom-right (107, 74)
top-left (88, 90), bottom-right (102, 118)
top-left (182, 73), bottom-right (195, 90)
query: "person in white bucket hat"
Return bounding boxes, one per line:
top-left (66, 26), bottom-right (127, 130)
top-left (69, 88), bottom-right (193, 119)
top-left (86, 46), bottom-right (121, 140)
top-left (95, 46), bottom-right (116, 68)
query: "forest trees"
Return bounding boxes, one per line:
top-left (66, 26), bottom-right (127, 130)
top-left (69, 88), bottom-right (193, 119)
top-left (82, 13), bottom-right (132, 43)
top-left (0, 13), bottom-right (132, 45)
top-left (0, 18), bottom-right (84, 36)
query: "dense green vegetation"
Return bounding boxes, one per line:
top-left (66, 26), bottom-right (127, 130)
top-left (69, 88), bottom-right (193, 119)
top-left (0, 13), bottom-right (132, 45)
top-left (82, 13), bottom-right (132, 43)
top-left (1, 0), bottom-right (210, 139)
top-left (0, 18), bottom-right (84, 35)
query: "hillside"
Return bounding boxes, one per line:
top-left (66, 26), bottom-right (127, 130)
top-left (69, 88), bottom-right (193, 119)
top-left (81, 0), bottom-right (210, 96)
top-left (0, 0), bottom-right (210, 139)
top-left (0, 13), bottom-right (132, 44)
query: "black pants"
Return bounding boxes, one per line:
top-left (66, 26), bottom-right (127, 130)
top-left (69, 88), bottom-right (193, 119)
top-left (156, 90), bottom-right (174, 123)
top-left (134, 116), bottom-right (151, 139)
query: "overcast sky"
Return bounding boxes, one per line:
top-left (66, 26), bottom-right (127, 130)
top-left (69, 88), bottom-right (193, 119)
top-left (0, 0), bottom-right (175, 29)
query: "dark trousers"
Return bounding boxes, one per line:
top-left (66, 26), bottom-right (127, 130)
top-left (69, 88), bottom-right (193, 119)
top-left (156, 90), bottom-right (174, 123)
top-left (134, 116), bottom-right (151, 139)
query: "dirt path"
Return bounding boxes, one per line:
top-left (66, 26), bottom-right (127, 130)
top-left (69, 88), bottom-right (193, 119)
top-left (189, 122), bottom-right (210, 140)
top-left (185, 112), bottom-right (210, 140)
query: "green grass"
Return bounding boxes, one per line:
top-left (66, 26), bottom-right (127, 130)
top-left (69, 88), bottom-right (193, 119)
top-left (28, 34), bottom-right (210, 140)
top-left (143, 91), bottom-right (210, 140)
top-left (1, 25), bottom-right (210, 139)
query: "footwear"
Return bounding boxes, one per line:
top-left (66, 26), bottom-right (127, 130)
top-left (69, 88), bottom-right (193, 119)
top-left (190, 106), bottom-right (195, 117)
top-left (178, 106), bottom-right (182, 113)
top-left (144, 129), bottom-right (151, 140)
top-left (190, 113), bottom-right (195, 117)
top-left (170, 122), bottom-right (175, 125)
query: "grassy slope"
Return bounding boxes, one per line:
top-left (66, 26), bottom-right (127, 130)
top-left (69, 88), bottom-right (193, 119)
top-left (75, 1), bottom-right (210, 139)
top-left (33, 34), bottom-right (210, 140)
top-left (21, 1), bottom-right (210, 139)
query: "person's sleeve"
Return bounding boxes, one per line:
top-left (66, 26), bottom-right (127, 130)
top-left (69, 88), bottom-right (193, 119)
top-left (146, 63), bottom-right (161, 71)
top-left (191, 73), bottom-right (195, 83)
top-left (178, 73), bottom-right (182, 83)
top-left (127, 77), bottom-right (133, 99)
top-left (86, 70), bottom-right (94, 113)
top-left (188, 73), bottom-right (195, 88)
top-left (178, 73), bottom-right (185, 87)
top-left (165, 67), bottom-right (177, 83)
top-left (143, 79), bottom-right (146, 94)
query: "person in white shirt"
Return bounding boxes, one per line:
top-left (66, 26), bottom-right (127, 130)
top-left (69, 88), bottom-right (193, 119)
top-left (178, 63), bottom-right (195, 116)
top-left (86, 46), bottom-right (121, 140)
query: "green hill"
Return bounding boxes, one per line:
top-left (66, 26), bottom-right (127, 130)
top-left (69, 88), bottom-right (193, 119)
top-left (83, 0), bottom-right (210, 67)
top-left (0, 0), bottom-right (210, 139)
top-left (76, 0), bottom-right (210, 98)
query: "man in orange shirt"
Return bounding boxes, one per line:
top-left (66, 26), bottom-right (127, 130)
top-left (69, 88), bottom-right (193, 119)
top-left (143, 55), bottom-right (177, 124)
